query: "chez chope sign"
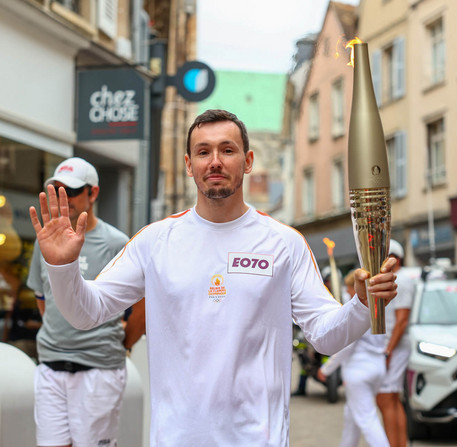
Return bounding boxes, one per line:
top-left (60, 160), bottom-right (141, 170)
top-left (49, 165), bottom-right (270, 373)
top-left (77, 68), bottom-right (146, 141)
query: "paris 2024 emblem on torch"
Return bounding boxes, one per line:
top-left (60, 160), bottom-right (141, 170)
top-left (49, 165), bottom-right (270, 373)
top-left (347, 38), bottom-right (391, 334)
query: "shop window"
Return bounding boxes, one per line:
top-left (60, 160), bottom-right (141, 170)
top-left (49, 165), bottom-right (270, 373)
top-left (0, 137), bottom-right (62, 362)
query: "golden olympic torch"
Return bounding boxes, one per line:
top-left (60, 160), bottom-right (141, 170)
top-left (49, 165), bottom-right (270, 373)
top-left (347, 39), bottom-right (391, 334)
top-left (323, 238), bottom-right (342, 304)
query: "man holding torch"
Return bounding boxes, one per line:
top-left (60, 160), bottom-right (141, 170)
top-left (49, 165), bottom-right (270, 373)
top-left (29, 109), bottom-right (398, 446)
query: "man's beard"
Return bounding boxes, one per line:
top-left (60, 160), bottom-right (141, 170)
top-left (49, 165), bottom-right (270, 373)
top-left (200, 176), bottom-right (243, 200)
top-left (203, 187), bottom-right (235, 199)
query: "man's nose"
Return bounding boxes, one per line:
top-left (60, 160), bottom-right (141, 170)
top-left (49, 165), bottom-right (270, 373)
top-left (209, 151), bottom-right (222, 169)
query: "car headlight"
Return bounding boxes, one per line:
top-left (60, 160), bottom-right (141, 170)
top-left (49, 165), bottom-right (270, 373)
top-left (417, 341), bottom-right (457, 361)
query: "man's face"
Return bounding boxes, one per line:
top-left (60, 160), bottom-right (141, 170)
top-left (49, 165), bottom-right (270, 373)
top-left (54, 181), bottom-right (97, 222)
top-left (185, 121), bottom-right (253, 200)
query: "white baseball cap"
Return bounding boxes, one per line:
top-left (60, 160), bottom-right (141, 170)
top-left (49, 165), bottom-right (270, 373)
top-left (44, 157), bottom-right (99, 189)
top-left (389, 239), bottom-right (404, 259)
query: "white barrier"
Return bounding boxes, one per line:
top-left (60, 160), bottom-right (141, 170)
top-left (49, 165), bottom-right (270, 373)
top-left (0, 341), bottom-right (146, 446)
top-left (128, 335), bottom-right (150, 447)
top-left (0, 342), bottom-right (36, 446)
top-left (118, 356), bottom-right (144, 446)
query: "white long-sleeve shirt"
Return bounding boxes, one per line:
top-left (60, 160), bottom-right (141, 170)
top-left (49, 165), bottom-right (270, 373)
top-left (46, 206), bottom-right (370, 446)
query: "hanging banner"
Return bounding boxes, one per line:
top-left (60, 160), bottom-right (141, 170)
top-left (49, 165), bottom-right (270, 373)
top-left (77, 68), bottom-right (146, 141)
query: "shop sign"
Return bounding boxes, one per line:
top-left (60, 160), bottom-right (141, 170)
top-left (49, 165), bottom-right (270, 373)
top-left (77, 68), bottom-right (146, 141)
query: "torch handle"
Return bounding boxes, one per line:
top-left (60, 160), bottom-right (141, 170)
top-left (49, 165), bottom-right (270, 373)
top-left (350, 187), bottom-right (391, 334)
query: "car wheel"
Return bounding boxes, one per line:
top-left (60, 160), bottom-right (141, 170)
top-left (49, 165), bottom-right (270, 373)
top-left (327, 369), bottom-right (339, 404)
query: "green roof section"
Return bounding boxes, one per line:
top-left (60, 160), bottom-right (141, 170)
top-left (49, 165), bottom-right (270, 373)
top-left (198, 70), bottom-right (287, 133)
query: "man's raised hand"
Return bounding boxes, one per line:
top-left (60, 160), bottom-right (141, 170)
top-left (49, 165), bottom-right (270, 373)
top-left (29, 185), bottom-right (86, 265)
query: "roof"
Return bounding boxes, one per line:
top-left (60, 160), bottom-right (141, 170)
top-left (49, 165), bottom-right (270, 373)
top-left (332, 1), bottom-right (357, 40)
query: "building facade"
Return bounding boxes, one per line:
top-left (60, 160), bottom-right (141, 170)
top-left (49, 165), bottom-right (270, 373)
top-left (358, 0), bottom-right (457, 265)
top-left (291, 0), bottom-right (457, 269)
top-left (292, 1), bottom-right (357, 270)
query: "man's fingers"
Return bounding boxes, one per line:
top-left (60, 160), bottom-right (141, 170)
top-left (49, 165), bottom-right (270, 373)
top-left (58, 186), bottom-right (69, 219)
top-left (29, 206), bottom-right (43, 234)
top-left (47, 184), bottom-right (60, 219)
top-left (39, 191), bottom-right (50, 225)
top-left (354, 268), bottom-right (370, 282)
top-left (381, 256), bottom-right (397, 273)
top-left (75, 212), bottom-right (88, 237)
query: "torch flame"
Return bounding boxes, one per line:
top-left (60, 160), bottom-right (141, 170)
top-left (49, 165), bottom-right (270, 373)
top-left (334, 35), bottom-right (344, 59)
top-left (323, 237), bottom-right (336, 256)
top-left (345, 36), bottom-right (363, 67)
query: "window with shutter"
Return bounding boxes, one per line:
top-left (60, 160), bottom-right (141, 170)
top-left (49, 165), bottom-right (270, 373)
top-left (387, 131), bottom-right (407, 199)
top-left (308, 93), bottom-right (320, 142)
top-left (392, 37), bottom-right (405, 99)
top-left (98, 0), bottom-right (118, 39)
top-left (331, 79), bottom-right (344, 138)
top-left (302, 168), bottom-right (315, 217)
top-left (371, 50), bottom-right (382, 106)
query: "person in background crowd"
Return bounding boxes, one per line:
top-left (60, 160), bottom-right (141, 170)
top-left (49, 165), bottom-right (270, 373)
top-left (27, 157), bottom-right (144, 447)
top-left (318, 270), bottom-right (389, 447)
top-left (29, 110), bottom-right (398, 446)
top-left (291, 265), bottom-right (343, 397)
top-left (376, 239), bottom-right (414, 447)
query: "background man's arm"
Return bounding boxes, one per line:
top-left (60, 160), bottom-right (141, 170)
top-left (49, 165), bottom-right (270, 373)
top-left (124, 298), bottom-right (146, 350)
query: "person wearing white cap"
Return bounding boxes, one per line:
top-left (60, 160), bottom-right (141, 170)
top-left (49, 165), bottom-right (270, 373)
top-left (27, 157), bottom-right (143, 447)
top-left (376, 239), bottom-right (415, 447)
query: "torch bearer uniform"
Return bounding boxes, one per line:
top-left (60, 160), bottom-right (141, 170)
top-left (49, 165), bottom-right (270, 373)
top-left (321, 330), bottom-right (389, 447)
top-left (44, 206), bottom-right (373, 447)
top-left (379, 267), bottom-right (415, 393)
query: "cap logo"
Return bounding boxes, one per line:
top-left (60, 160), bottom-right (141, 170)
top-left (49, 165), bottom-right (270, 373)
top-left (58, 165), bottom-right (74, 173)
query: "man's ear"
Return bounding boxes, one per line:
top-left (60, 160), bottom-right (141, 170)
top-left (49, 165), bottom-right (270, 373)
top-left (89, 185), bottom-right (100, 202)
top-left (185, 154), bottom-right (193, 178)
top-left (244, 150), bottom-right (254, 174)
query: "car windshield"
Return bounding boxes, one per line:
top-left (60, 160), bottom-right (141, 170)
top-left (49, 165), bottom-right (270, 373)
top-left (418, 280), bottom-right (457, 324)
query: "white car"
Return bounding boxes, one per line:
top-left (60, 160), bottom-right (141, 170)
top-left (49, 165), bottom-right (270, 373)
top-left (404, 266), bottom-right (457, 439)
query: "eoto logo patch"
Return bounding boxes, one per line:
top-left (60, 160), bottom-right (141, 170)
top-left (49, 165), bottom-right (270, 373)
top-left (228, 253), bottom-right (274, 276)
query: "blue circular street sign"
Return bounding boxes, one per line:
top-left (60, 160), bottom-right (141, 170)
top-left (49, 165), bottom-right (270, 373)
top-left (176, 61), bottom-right (216, 102)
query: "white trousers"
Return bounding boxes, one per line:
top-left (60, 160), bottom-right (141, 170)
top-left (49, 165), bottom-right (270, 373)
top-left (339, 351), bottom-right (389, 447)
top-left (35, 363), bottom-right (127, 447)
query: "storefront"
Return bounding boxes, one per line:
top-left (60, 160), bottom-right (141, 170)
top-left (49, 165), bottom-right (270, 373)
top-left (0, 3), bottom-right (149, 360)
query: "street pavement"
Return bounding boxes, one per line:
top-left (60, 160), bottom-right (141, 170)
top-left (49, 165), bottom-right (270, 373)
top-left (289, 353), bottom-right (457, 447)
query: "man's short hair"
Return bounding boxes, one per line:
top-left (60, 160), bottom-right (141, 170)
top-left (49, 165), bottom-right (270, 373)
top-left (186, 109), bottom-right (250, 156)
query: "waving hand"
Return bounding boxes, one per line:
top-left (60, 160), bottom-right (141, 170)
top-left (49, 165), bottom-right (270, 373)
top-left (29, 185), bottom-right (86, 265)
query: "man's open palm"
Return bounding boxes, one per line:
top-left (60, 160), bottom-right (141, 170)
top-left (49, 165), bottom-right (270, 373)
top-left (29, 185), bottom-right (86, 265)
